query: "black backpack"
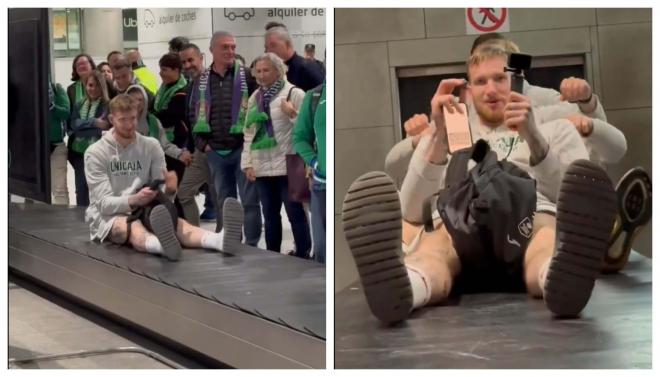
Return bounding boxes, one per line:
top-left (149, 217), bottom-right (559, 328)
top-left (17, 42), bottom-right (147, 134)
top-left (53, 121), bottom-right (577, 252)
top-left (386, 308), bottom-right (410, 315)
top-left (423, 140), bottom-right (537, 292)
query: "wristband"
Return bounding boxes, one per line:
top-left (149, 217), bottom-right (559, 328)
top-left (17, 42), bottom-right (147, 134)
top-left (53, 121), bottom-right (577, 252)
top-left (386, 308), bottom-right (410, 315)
top-left (577, 93), bottom-right (593, 104)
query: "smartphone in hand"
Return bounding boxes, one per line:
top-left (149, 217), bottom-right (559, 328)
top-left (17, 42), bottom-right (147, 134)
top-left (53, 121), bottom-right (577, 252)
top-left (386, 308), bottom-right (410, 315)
top-left (443, 103), bottom-right (473, 154)
top-left (148, 179), bottom-right (165, 191)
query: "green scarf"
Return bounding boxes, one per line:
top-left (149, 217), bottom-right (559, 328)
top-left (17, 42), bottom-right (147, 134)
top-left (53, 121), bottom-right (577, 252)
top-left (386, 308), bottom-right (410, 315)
top-left (147, 113), bottom-right (161, 139)
top-left (245, 79), bottom-right (285, 150)
top-left (74, 80), bottom-right (84, 105)
top-left (192, 62), bottom-right (248, 135)
top-left (154, 75), bottom-right (187, 112)
top-left (71, 98), bottom-right (101, 154)
top-left (148, 113), bottom-right (174, 142)
top-left (228, 62), bottom-right (250, 135)
top-left (140, 113), bottom-right (172, 142)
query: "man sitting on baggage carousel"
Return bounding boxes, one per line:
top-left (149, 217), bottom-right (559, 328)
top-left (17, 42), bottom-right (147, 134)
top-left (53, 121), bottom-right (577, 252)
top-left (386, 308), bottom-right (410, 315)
top-left (84, 93), bottom-right (244, 261)
top-left (342, 45), bottom-right (621, 324)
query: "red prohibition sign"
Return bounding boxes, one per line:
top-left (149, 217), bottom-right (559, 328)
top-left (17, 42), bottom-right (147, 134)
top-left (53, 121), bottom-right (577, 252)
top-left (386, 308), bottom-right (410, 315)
top-left (467, 8), bottom-right (507, 32)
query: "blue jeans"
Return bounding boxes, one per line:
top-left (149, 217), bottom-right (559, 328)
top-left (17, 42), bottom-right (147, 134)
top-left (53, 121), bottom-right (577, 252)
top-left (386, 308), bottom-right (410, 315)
top-left (255, 175), bottom-right (311, 257)
top-left (206, 148), bottom-right (261, 246)
top-left (68, 150), bottom-right (89, 207)
top-left (311, 180), bottom-right (326, 264)
top-left (203, 184), bottom-right (215, 211)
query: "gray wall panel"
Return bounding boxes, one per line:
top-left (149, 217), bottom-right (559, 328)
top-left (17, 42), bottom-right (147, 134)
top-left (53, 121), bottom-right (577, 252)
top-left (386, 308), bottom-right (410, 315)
top-left (504, 28), bottom-right (591, 57)
top-left (424, 8), bottom-right (468, 38)
top-left (597, 8), bottom-right (651, 25)
top-left (335, 127), bottom-right (395, 213)
top-left (605, 108), bottom-right (652, 180)
top-left (388, 28), bottom-right (592, 71)
top-left (388, 35), bottom-right (475, 68)
top-left (335, 43), bottom-right (393, 129)
top-left (335, 9), bottom-right (426, 45)
top-left (598, 23), bottom-right (652, 109)
top-left (509, 8), bottom-right (596, 31)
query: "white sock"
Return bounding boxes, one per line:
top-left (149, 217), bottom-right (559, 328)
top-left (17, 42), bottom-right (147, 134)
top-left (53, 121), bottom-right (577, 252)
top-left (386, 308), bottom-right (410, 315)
top-left (538, 258), bottom-right (552, 294)
top-left (144, 235), bottom-right (163, 254)
top-left (404, 228), bottom-right (424, 255)
top-left (407, 267), bottom-right (431, 309)
top-left (201, 231), bottom-right (223, 251)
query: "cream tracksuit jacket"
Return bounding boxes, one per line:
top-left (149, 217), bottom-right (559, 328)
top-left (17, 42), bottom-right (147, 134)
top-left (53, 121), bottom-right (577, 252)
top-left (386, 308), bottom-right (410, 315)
top-left (84, 130), bottom-right (167, 241)
top-left (399, 110), bottom-right (590, 224)
top-left (385, 82), bottom-right (626, 188)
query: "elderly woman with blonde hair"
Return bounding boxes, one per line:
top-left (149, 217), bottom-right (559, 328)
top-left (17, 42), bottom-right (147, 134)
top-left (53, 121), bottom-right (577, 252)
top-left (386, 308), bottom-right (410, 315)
top-left (241, 52), bottom-right (312, 258)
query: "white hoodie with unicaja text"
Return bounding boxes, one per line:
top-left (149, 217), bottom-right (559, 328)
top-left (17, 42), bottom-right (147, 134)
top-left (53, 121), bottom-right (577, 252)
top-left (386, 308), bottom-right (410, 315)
top-left (84, 129), bottom-right (166, 241)
top-left (399, 107), bottom-right (590, 224)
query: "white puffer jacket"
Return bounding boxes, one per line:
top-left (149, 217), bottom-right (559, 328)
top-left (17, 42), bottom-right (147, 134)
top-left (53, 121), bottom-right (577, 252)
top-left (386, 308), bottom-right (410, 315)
top-left (241, 81), bottom-right (305, 177)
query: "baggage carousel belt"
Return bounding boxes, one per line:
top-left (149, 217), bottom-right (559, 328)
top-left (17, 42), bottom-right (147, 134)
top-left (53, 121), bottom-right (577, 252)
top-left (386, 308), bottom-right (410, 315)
top-left (335, 252), bottom-right (651, 368)
top-left (9, 203), bottom-right (325, 368)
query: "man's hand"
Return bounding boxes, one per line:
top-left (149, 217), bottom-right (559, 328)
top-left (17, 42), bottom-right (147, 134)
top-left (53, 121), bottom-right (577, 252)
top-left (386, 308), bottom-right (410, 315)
top-left (179, 150), bottom-right (192, 166)
top-left (417, 79), bottom-right (467, 164)
top-left (404, 114), bottom-right (431, 137)
top-left (404, 114), bottom-right (437, 148)
top-left (244, 167), bottom-right (257, 182)
top-left (163, 169), bottom-right (178, 194)
top-left (204, 145), bottom-right (212, 152)
top-left (306, 166), bottom-right (314, 191)
top-left (95, 119), bottom-right (110, 130)
top-left (559, 77), bottom-right (592, 103)
top-left (504, 92), bottom-right (533, 133)
top-left (505, 92), bottom-right (549, 165)
top-left (280, 100), bottom-right (297, 118)
top-left (565, 114), bottom-right (594, 136)
top-left (129, 187), bottom-right (158, 208)
top-left (430, 78), bottom-right (466, 118)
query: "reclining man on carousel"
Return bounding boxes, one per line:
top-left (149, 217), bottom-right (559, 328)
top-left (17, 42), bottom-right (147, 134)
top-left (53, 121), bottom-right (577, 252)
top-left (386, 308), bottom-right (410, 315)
top-left (342, 41), bottom-right (650, 324)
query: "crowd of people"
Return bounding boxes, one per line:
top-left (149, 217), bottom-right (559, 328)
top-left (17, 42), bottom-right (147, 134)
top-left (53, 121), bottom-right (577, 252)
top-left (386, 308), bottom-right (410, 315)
top-left (48, 22), bottom-right (327, 264)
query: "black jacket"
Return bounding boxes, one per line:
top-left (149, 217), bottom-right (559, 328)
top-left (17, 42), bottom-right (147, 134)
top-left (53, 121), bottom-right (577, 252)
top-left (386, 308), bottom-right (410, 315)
top-left (188, 64), bottom-right (257, 152)
top-left (66, 81), bottom-right (83, 110)
top-left (154, 84), bottom-right (188, 148)
top-left (285, 52), bottom-right (325, 92)
top-left (67, 100), bottom-right (109, 155)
